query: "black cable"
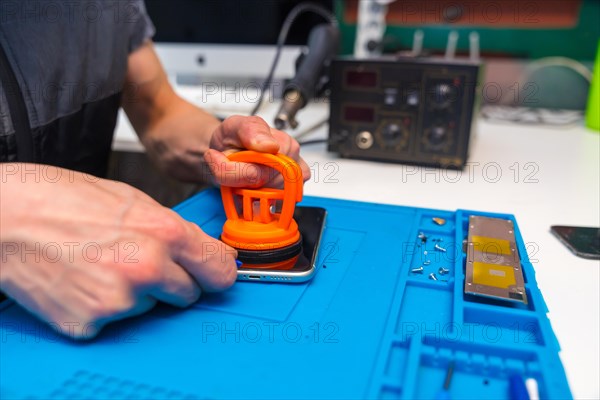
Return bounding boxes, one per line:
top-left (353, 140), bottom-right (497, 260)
top-left (250, 2), bottom-right (337, 116)
top-left (292, 115), bottom-right (328, 140)
top-left (298, 134), bottom-right (347, 147)
top-left (298, 139), bottom-right (328, 146)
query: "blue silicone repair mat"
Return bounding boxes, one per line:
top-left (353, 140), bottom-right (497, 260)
top-left (0, 189), bottom-right (571, 399)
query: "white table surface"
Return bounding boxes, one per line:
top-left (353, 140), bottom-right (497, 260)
top-left (115, 92), bottom-right (600, 400)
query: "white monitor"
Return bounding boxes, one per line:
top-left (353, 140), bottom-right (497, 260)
top-left (153, 43), bottom-right (302, 82)
top-left (146, 0), bottom-right (335, 83)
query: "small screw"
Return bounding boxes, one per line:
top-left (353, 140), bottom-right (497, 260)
top-left (429, 273), bottom-right (438, 281)
top-left (411, 266), bottom-right (424, 274)
top-left (418, 232), bottom-right (427, 243)
top-left (438, 267), bottom-right (450, 275)
top-left (434, 243), bottom-right (447, 252)
top-left (424, 250), bottom-right (428, 256)
top-left (423, 260), bottom-right (431, 265)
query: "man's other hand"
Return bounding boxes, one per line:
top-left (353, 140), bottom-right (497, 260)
top-left (0, 164), bottom-right (237, 339)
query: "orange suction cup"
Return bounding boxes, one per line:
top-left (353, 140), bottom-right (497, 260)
top-left (220, 151), bottom-right (303, 270)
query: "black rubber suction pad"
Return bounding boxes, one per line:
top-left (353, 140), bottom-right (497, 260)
top-left (235, 237), bottom-right (303, 265)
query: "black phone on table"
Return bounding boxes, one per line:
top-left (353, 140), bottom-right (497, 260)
top-left (550, 225), bottom-right (600, 260)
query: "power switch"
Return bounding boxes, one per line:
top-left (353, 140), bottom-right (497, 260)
top-left (384, 88), bottom-right (398, 106)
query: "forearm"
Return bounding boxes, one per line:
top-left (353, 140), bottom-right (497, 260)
top-left (138, 96), bottom-right (221, 181)
top-left (0, 163), bottom-right (66, 291)
top-left (121, 41), bottom-right (310, 186)
top-left (0, 164), bottom-right (23, 288)
top-left (0, 163), bottom-right (42, 244)
top-left (122, 41), bottom-right (221, 182)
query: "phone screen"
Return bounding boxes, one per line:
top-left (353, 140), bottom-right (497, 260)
top-left (237, 206), bottom-right (327, 282)
top-left (551, 225), bottom-right (600, 260)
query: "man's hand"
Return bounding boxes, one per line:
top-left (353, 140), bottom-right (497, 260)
top-left (122, 41), bottom-right (310, 186)
top-left (205, 115), bottom-right (310, 188)
top-left (0, 164), bottom-right (237, 339)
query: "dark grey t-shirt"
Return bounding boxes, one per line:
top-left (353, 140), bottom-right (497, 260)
top-left (0, 0), bottom-right (155, 175)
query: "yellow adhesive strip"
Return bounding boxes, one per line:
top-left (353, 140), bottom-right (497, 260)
top-left (472, 262), bottom-right (516, 289)
top-left (471, 235), bottom-right (512, 255)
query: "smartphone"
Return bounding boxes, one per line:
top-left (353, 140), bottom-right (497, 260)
top-left (237, 206), bottom-right (327, 282)
top-left (550, 225), bottom-right (600, 260)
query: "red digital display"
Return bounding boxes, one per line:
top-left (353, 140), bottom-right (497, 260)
top-left (345, 70), bottom-right (378, 88)
top-left (343, 105), bottom-right (375, 123)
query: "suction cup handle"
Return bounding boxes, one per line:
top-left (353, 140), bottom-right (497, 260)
top-left (220, 151), bottom-right (303, 229)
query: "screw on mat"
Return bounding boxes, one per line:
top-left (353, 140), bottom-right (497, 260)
top-left (411, 266), bottom-right (424, 274)
top-left (438, 267), bottom-right (450, 275)
top-left (429, 273), bottom-right (438, 281)
top-left (434, 243), bottom-right (447, 252)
